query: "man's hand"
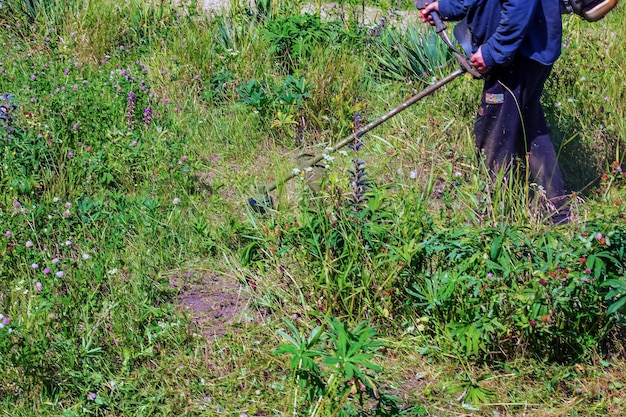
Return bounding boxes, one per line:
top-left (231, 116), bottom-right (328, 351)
top-left (470, 46), bottom-right (489, 75)
top-left (419, 2), bottom-right (439, 25)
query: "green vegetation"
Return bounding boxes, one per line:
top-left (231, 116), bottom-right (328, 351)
top-left (1, 0), bottom-right (625, 415)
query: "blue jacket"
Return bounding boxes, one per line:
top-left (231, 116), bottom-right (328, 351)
top-left (437, 0), bottom-right (562, 69)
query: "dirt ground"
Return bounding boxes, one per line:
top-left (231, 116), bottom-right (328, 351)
top-left (169, 270), bottom-right (249, 338)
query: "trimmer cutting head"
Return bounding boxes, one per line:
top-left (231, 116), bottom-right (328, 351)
top-left (248, 190), bottom-right (273, 214)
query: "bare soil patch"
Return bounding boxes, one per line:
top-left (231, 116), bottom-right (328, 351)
top-left (170, 270), bottom-right (251, 338)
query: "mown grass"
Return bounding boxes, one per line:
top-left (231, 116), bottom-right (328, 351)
top-left (1, 0), bottom-right (626, 416)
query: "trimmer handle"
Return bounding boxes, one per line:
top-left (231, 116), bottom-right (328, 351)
top-left (414, 0), bottom-right (447, 33)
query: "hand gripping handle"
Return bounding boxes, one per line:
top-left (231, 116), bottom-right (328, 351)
top-left (414, 0), bottom-right (447, 33)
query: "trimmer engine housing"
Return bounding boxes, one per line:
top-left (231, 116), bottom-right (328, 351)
top-left (562, 0), bottom-right (618, 22)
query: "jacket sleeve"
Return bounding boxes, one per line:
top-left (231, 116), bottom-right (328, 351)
top-left (480, 0), bottom-right (537, 68)
top-left (437, 0), bottom-right (474, 21)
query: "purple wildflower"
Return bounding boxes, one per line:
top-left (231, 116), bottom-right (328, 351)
top-left (143, 106), bottom-right (153, 125)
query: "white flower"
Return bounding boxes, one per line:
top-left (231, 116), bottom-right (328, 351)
top-left (82, 253), bottom-right (90, 260)
top-left (292, 168), bottom-right (301, 175)
top-left (172, 198), bottom-right (180, 205)
top-left (410, 171), bottom-right (417, 179)
top-left (107, 268), bottom-right (118, 275)
top-left (322, 154), bottom-right (334, 162)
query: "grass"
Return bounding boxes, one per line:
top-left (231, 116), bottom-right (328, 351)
top-left (1, 0), bottom-right (626, 415)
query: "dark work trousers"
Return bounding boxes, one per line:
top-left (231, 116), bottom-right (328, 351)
top-left (474, 56), bottom-right (566, 203)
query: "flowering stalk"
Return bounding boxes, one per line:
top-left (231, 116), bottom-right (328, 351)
top-left (0, 92), bottom-right (17, 141)
top-left (347, 111), bottom-right (368, 210)
top-left (143, 105), bottom-right (153, 127)
top-left (126, 91), bottom-right (136, 127)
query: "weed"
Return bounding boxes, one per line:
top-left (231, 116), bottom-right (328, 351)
top-left (275, 318), bottom-right (412, 416)
top-left (373, 22), bottom-right (453, 81)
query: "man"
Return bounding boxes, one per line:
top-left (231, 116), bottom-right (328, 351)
top-left (420, 0), bottom-right (570, 224)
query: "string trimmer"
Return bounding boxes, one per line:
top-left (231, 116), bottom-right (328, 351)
top-left (248, 3), bottom-right (480, 213)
